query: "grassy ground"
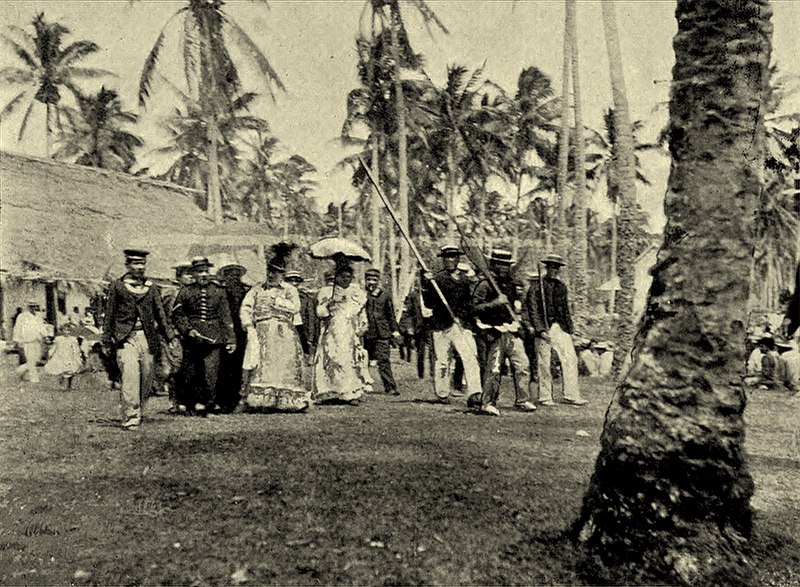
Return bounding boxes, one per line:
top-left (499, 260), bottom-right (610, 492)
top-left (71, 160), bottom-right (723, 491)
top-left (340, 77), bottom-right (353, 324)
top-left (1, 354), bottom-right (798, 586)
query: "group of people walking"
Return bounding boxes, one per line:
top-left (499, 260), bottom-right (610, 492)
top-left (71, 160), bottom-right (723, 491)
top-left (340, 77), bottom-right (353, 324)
top-left (100, 241), bottom-right (589, 430)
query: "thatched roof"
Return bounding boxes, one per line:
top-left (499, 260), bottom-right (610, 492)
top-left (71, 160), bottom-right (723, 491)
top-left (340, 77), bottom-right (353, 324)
top-left (0, 152), bottom-right (332, 284)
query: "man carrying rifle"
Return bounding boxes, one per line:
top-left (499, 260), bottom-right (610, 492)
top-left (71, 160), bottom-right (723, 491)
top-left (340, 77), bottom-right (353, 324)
top-left (171, 256), bottom-right (236, 415)
top-left (421, 245), bottom-right (484, 404)
top-left (472, 249), bottom-right (538, 416)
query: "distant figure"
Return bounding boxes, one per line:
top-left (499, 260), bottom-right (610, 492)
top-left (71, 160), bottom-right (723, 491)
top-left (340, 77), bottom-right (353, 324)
top-left (776, 339), bottom-right (799, 394)
top-left (13, 300), bottom-right (49, 383)
top-left (759, 337), bottom-right (781, 389)
top-left (399, 279), bottom-right (433, 380)
top-left (364, 268), bottom-right (400, 396)
top-left (313, 258), bottom-right (372, 405)
top-left (595, 341), bottom-right (615, 377)
top-left (45, 330), bottom-right (83, 390)
top-left (103, 249), bottom-right (175, 430)
top-left (525, 254), bottom-right (586, 406)
top-left (240, 243), bottom-right (310, 413)
top-left (781, 263), bottom-right (799, 339)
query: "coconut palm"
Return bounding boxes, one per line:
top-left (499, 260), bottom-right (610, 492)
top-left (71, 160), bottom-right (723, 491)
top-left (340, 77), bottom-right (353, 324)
top-left (361, 0), bottom-right (448, 303)
top-left (0, 12), bottom-right (114, 156)
top-left (574, 1), bottom-right (771, 583)
top-left (152, 91), bottom-right (269, 213)
top-left (137, 0), bottom-right (284, 223)
top-left (53, 86), bottom-right (142, 172)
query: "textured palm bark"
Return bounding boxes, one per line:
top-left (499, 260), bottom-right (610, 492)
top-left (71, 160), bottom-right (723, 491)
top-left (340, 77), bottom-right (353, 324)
top-left (601, 0), bottom-right (638, 372)
top-left (574, 1), bottom-right (772, 584)
top-left (569, 0), bottom-right (588, 330)
top-left (554, 0), bottom-right (572, 256)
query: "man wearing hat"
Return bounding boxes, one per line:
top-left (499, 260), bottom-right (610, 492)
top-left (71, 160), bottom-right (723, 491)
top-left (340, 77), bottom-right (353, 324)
top-left (472, 248), bottom-right (537, 415)
top-left (285, 271), bottom-right (317, 357)
top-left (12, 299), bottom-right (50, 384)
top-left (157, 262), bottom-right (194, 411)
top-left (215, 258), bottom-right (250, 412)
top-left (171, 256), bottom-right (236, 415)
top-left (103, 249), bottom-right (176, 429)
top-left (421, 245), bottom-right (483, 403)
top-left (524, 253), bottom-right (587, 406)
top-left (364, 268), bottom-right (400, 395)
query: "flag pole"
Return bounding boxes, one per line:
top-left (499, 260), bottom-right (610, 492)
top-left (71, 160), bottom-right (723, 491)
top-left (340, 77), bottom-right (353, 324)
top-left (358, 157), bottom-right (457, 323)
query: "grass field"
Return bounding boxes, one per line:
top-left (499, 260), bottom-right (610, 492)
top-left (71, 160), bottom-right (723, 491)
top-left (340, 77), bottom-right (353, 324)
top-left (1, 354), bottom-right (798, 585)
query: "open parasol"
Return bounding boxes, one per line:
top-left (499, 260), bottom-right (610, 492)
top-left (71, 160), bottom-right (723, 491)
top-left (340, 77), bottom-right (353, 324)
top-left (310, 236), bottom-right (371, 262)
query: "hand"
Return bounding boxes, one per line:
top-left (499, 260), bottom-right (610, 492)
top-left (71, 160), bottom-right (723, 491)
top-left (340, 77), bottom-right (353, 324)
top-left (537, 330), bottom-right (551, 343)
top-left (495, 294), bottom-right (509, 307)
top-left (421, 271), bottom-right (434, 281)
top-left (225, 343), bottom-right (236, 354)
top-left (392, 331), bottom-right (402, 343)
top-left (188, 329), bottom-right (201, 340)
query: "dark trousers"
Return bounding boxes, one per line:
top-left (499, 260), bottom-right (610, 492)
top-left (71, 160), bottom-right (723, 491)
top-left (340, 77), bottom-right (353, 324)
top-left (415, 329), bottom-right (433, 380)
top-left (178, 341), bottom-right (222, 408)
top-left (216, 333), bottom-right (245, 412)
top-left (365, 337), bottom-right (397, 393)
top-left (398, 333), bottom-right (414, 362)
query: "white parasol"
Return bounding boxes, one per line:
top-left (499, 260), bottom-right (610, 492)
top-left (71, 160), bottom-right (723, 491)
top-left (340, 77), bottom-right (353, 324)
top-left (309, 236), bottom-right (371, 262)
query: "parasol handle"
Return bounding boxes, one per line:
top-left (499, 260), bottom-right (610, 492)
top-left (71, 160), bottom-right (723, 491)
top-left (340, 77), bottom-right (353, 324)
top-left (358, 157), bottom-right (457, 323)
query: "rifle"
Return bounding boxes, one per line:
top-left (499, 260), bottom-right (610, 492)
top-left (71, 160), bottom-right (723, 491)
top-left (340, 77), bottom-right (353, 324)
top-left (357, 157), bottom-right (457, 324)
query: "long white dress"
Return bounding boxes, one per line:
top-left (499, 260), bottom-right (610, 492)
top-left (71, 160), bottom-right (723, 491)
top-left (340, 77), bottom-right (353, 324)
top-left (312, 283), bottom-right (373, 402)
top-left (240, 282), bottom-right (311, 412)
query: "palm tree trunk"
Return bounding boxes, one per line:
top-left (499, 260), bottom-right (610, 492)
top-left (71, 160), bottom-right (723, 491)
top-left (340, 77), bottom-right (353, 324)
top-left (478, 178), bottom-right (487, 250)
top-left (609, 198), bottom-right (619, 314)
top-left (555, 0), bottom-right (572, 256)
top-left (569, 0), bottom-right (588, 330)
top-left (368, 39), bottom-right (383, 269)
top-left (573, 1), bottom-right (771, 583)
top-left (388, 7), bottom-right (411, 306)
top-left (207, 116), bottom-right (222, 223)
top-left (45, 103), bottom-right (52, 158)
top-left (446, 144), bottom-right (457, 241)
top-left (513, 171), bottom-right (524, 257)
top-left (601, 0), bottom-right (639, 372)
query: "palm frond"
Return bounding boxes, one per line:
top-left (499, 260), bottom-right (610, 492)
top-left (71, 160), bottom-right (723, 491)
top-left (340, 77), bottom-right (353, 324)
top-left (181, 10), bottom-right (201, 97)
top-left (139, 8), bottom-right (186, 105)
top-left (58, 40), bottom-right (100, 66)
top-left (17, 98), bottom-right (36, 141)
top-left (0, 91), bottom-right (29, 121)
top-left (1, 34), bottom-right (38, 69)
top-left (224, 16), bottom-right (285, 100)
top-left (66, 67), bottom-right (117, 79)
top-left (0, 67), bottom-right (35, 85)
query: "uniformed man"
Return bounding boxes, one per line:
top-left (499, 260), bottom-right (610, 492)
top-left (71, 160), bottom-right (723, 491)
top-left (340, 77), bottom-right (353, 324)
top-left (524, 254), bottom-right (587, 406)
top-left (102, 249), bottom-right (175, 429)
top-left (364, 268), bottom-right (401, 395)
top-left (160, 262), bottom-right (193, 411)
top-left (472, 249), bottom-right (537, 415)
top-left (171, 256), bottom-right (236, 415)
top-left (216, 259), bottom-right (250, 413)
top-left (421, 245), bottom-right (483, 403)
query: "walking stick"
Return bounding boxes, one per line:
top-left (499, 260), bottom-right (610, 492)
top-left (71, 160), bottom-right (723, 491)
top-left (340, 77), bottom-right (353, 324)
top-left (357, 157), bottom-right (457, 324)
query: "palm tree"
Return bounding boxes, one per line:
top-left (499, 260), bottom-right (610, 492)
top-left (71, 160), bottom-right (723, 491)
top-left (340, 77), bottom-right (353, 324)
top-left (574, 1), bottom-right (771, 583)
top-left (54, 86), bottom-right (142, 172)
top-left (362, 0), bottom-right (447, 303)
top-left (600, 0), bottom-right (641, 371)
top-left (554, 0), bottom-right (573, 256)
top-left (152, 91), bottom-right (269, 213)
top-left (137, 0), bottom-right (284, 223)
top-left (0, 12), bottom-right (113, 156)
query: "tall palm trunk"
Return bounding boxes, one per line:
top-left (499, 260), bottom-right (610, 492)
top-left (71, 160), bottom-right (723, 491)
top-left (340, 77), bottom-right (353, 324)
top-left (446, 143), bottom-right (457, 241)
top-left (554, 0), bottom-right (572, 256)
top-left (513, 172), bottom-right (524, 257)
top-left (207, 116), bottom-right (222, 223)
top-left (45, 103), bottom-right (52, 158)
top-left (478, 178), bottom-right (487, 249)
top-left (609, 197), bottom-right (619, 314)
top-left (602, 1), bottom-right (638, 371)
top-left (569, 0), bottom-right (588, 329)
top-left (573, 1), bottom-right (771, 584)
top-left (387, 6), bottom-right (410, 303)
top-left (368, 39), bottom-right (382, 268)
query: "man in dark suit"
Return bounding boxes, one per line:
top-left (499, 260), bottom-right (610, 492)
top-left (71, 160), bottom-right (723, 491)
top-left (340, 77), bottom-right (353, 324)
top-left (171, 257), bottom-right (236, 415)
top-left (216, 260), bottom-right (250, 413)
top-left (524, 253), bottom-right (587, 406)
top-left (364, 268), bottom-right (400, 395)
top-left (103, 249), bottom-right (175, 430)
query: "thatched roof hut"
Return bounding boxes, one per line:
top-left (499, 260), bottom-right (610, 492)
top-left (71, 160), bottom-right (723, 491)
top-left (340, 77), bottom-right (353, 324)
top-left (0, 151), bottom-right (213, 280)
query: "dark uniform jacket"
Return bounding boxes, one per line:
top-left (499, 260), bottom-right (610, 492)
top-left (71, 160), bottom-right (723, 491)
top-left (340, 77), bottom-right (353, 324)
top-left (472, 277), bottom-right (519, 331)
top-left (224, 281), bottom-right (250, 339)
top-left (103, 274), bottom-right (174, 356)
top-left (399, 287), bottom-right (427, 334)
top-left (524, 276), bottom-right (574, 334)
top-left (421, 270), bottom-right (474, 331)
top-left (172, 281), bottom-right (235, 345)
top-left (366, 287), bottom-right (399, 340)
top-left (299, 289), bottom-right (320, 347)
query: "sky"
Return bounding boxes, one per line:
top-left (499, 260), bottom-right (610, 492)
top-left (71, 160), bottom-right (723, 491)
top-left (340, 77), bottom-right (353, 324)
top-left (1, 1), bottom-right (799, 232)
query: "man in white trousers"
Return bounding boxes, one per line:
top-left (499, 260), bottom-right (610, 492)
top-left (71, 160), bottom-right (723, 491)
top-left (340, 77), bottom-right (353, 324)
top-left (524, 254), bottom-right (587, 406)
top-left (13, 300), bottom-right (50, 383)
top-left (421, 245), bottom-right (484, 404)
